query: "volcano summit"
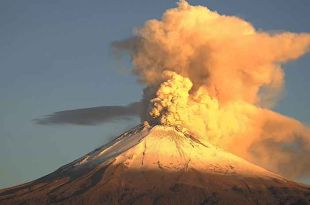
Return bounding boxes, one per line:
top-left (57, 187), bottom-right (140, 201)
top-left (0, 124), bottom-right (309, 205)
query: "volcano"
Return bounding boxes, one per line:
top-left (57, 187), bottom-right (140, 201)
top-left (0, 124), bottom-right (309, 205)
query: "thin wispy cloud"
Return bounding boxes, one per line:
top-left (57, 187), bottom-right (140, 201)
top-left (34, 102), bottom-right (141, 125)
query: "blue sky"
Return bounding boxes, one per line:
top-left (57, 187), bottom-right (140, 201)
top-left (0, 0), bottom-right (309, 188)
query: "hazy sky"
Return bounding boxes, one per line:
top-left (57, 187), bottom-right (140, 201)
top-left (0, 0), bottom-right (309, 188)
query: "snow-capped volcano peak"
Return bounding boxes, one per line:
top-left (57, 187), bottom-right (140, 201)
top-left (111, 125), bottom-right (278, 178)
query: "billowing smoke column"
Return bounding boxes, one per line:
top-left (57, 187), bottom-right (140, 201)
top-left (114, 1), bottom-right (310, 179)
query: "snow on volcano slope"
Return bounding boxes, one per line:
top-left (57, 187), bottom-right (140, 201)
top-left (0, 125), bottom-right (309, 205)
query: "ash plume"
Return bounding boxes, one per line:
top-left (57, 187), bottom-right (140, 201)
top-left (34, 102), bottom-right (141, 125)
top-left (113, 0), bottom-right (310, 179)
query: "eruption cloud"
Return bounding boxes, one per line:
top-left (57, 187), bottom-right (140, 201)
top-left (34, 102), bottom-right (141, 125)
top-left (113, 1), bottom-right (310, 179)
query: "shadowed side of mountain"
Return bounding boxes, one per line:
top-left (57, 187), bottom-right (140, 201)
top-left (0, 166), bottom-right (309, 205)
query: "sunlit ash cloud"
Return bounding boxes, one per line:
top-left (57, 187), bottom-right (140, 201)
top-left (113, 0), bottom-right (310, 179)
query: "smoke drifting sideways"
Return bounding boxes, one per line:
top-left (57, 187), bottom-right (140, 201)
top-left (113, 1), bottom-right (310, 179)
top-left (34, 102), bottom-right (141, 125)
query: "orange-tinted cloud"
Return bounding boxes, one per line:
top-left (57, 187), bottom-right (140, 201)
top-left (113, 0), bottom-right (310, 179)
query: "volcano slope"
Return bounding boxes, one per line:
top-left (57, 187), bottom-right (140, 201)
top-left (0, 124), bottom-right (309, 205)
